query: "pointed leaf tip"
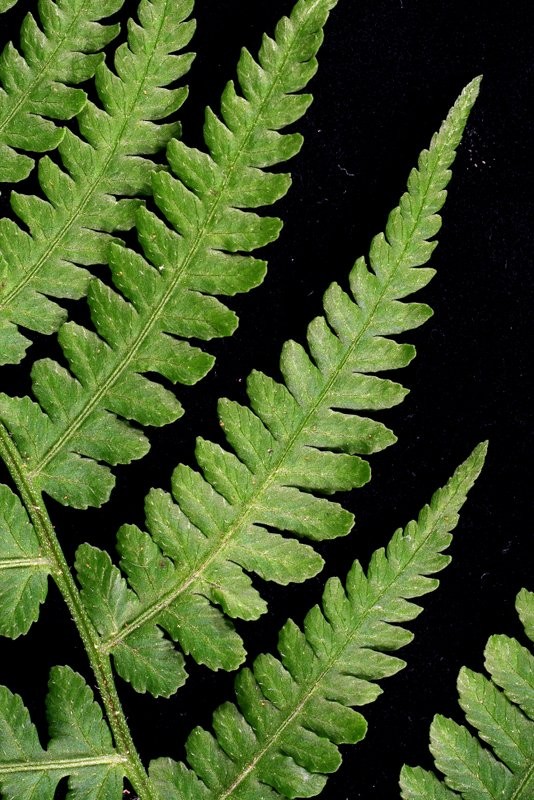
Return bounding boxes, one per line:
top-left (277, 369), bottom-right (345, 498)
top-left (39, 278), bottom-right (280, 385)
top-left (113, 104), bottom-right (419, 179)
top-left (454, 440), bottom-right (488, 488)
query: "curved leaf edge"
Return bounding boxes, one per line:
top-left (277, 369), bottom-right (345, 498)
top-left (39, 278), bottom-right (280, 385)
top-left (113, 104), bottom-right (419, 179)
top-left (71, 76), bottom-right (481, 699)
top-left (148, 442), bottom-right (487, 800)
top-left (400, 588), bottom-right (534, 800)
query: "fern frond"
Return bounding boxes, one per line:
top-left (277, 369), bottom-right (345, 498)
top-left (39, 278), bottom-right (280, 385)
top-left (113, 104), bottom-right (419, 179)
top-left (0, 0), bottom-right (123, 184)
top-left (73, 79), bottom-right (481, 697)
top-left (400, 589), bottom-right (534, 800)
top-left (0, 484), bottom-right (50, 638)
top-left (0, 666), bottom-right (126, 798)
top-left (0, 0), bottom-right (341, 507)
top-left (0, 0), bottom-right (196, 366)
top-left (147, 444), bottom-right (487, 797)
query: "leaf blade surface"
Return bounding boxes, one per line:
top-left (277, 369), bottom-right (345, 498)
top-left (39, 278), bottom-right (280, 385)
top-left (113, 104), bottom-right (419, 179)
top-left (0, 483), bottom-right (50, 638)
top-left (400, 589), bottom-right (534, 800)
top-left (0, 0), bottom-right (196, 365)
top-left (149, 444), bottom-right (486, 798)
top-left (76, 79), bottom-right (481, 695)
top-left (0, 0), bottom-right (343, 508)
top-left (0, 0), bottom-right (123, 183)
top-left (0, 667), bottom-right (125, 799)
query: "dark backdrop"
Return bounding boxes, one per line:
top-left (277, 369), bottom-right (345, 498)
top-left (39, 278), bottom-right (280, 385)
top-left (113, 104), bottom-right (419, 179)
top-left (0, 1), bottom-right (532, 798)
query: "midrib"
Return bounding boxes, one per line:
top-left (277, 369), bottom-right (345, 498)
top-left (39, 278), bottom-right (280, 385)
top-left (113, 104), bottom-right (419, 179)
top-left (0, 754), bottom-right (127, 775)
top-left (510, 764), bottom-right (534, 800)
top-left (28, 4), bottom-right (319, 479)
top-left (0, 556), bottom-right (50, 569)
top-left (214, 492), bottom-right (460, 800)
top-left (1, 1), bottom-right (170, 310)
top-left (0, 0), bottom-right (90, 135)
top-left (101, 147), bottom-right (439, 651)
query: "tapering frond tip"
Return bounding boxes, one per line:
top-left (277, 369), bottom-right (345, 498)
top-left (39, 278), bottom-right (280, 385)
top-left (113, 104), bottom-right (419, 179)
top-left (464, 75), bottom-right (483, 99)
top-left (453, 75), bottom-right (482, 120)
top-left (454, 440), bottom-right (488, 488)
top-left (292, 0), bottom-right (341, 27)
top-left (146, 445), bottom-right (489, 796)
top-left (436, 76), bottom-right (481, 152)
top-left (425, 440), bottom-right (487, 545)
top-left (431, 441), bottom-right (487, 524)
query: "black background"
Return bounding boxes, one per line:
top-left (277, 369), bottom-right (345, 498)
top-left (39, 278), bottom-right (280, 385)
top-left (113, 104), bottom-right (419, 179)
top-left (0, 1), bottom-right (532, 798)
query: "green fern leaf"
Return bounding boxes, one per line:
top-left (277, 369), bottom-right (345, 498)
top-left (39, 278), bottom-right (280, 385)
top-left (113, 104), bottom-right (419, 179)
top-left (75, 542), bottom-right (189, 697)
top-left (400, 590), bottom-right (534, 800)
top-left (400, 771), bottom-right (459, 800)
top-left (147, 444), bottom-right (487, 798)
top-left (516, 589), bottom-right (534, 643)
top-left (0, 0), bottom-right (196, 366)
top-left (74, 79), bottom-right (481, 696)
top-left (484, 635), bottom-right (534, 722)
top-left (0, 1), bottom-right (18, 13)
top-left (0, 484), bottom-right (50, 638)
top-left (0, 0), bottom-right (341, 507)
top-left (0, 666), bottom-right (125, 798)
top-left (0, 0), bottom-right (123, 184)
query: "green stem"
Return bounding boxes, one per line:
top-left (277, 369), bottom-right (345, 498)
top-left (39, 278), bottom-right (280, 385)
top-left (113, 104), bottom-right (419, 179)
top-left (0, 422), bottom-right (157, 800)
